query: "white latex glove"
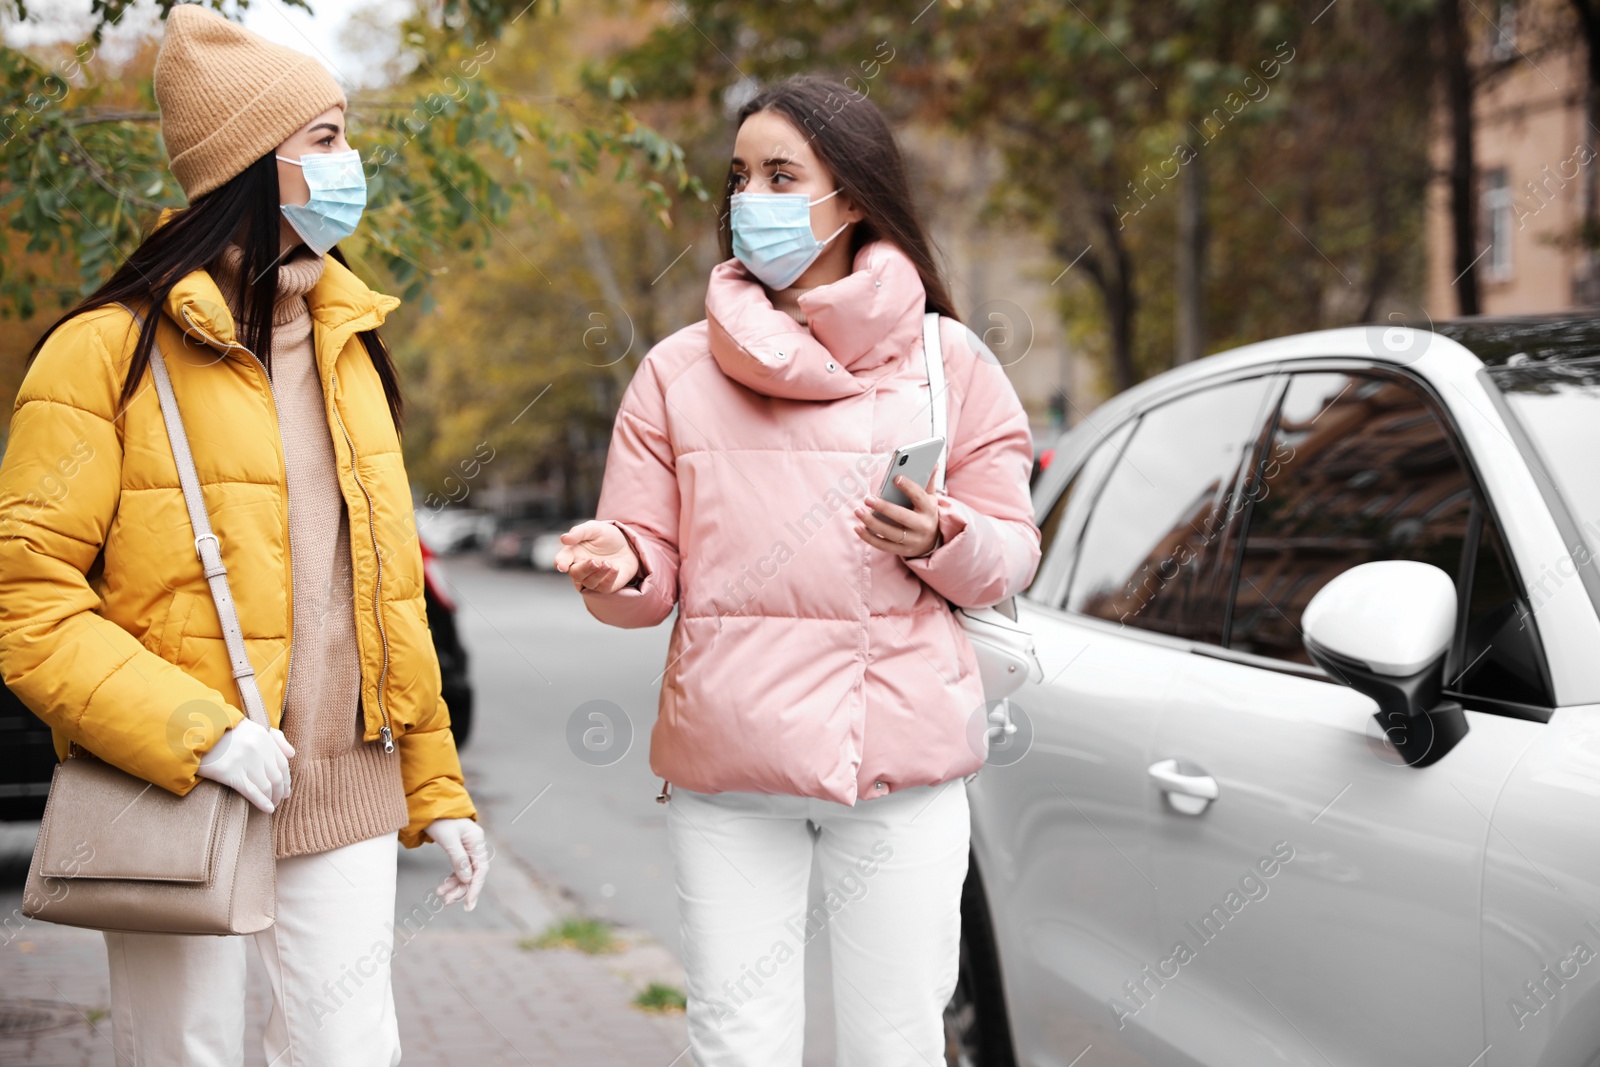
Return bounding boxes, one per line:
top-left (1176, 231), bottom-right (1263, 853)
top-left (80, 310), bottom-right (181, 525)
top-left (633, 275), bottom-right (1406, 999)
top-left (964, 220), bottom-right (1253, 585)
top-left (196, 718), bottom-right (295, 813)
top-left (424, 818), bottom-right (490, 911)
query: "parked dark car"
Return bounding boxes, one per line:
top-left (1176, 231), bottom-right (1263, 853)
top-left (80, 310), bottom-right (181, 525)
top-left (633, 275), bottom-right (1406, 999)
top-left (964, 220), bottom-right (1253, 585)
top-left (0, 538), bottom-right (476, 821)
top-left (421, 538), bottom-right (475, 748)
top-left (0, 677), bottom-right (56, 822)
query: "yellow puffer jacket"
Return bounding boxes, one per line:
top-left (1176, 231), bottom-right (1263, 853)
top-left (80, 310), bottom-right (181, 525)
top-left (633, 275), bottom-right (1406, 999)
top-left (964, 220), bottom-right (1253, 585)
top-left (0, 254), bottom-right (475, 849)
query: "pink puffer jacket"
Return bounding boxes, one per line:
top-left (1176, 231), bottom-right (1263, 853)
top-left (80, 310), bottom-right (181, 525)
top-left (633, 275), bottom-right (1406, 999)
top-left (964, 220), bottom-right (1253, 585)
top-left (582, 240), bottom-right (1040, 804)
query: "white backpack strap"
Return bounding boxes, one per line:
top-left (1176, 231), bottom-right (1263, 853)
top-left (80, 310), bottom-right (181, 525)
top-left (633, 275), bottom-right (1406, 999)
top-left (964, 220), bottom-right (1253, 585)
top-left (922, 311), bottom-right (948, 492)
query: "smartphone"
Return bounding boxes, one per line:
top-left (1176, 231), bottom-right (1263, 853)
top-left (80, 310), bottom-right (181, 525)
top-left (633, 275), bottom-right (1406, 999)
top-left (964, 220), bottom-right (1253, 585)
top-left (873, 435), bottom-right (945, 521)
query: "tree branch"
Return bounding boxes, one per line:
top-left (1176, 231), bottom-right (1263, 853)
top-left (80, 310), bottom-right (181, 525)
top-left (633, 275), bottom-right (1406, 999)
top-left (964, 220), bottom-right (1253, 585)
top-left (63, 129), bottom-right (165, 210)
top-left (69, 110), bottom-right (160, 126)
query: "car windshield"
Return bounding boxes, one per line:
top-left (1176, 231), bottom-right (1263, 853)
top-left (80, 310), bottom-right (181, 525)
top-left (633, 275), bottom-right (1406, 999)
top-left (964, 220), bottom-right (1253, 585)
top-left (1486, 355), bottom-right (1600, 606)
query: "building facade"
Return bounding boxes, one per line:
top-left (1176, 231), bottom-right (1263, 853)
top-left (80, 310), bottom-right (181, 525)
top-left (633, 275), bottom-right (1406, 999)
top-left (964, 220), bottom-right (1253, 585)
top-left (1426, 15), bottom-right (1594, 317)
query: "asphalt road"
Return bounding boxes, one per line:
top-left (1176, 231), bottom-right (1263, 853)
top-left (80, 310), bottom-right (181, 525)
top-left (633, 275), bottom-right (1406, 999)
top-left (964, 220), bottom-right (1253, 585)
top-left (438, 551), bottom-right (841, 1066)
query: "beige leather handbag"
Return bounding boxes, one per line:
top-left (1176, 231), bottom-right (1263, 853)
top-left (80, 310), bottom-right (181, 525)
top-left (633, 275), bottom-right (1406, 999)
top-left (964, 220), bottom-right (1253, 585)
top-left (22, 330), bottom-right (276, 935)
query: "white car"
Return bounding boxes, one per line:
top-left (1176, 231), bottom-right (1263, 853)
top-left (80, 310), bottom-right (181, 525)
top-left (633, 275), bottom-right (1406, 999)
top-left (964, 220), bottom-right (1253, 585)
top-left (948, 319), bottom-right (1600, 1067)
top-left (416, 506), bottom-right (496, 554)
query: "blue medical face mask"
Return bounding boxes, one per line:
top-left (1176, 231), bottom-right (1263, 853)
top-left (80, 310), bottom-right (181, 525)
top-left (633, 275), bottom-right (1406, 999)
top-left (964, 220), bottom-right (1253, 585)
top-left (730, 187), bottom-right (850, 290)
top-left (275, 148), bottom-right (366, 256)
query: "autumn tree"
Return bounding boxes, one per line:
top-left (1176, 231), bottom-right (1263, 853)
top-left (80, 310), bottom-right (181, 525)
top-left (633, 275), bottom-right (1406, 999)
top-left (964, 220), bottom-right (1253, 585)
top-left (0, 0), bottom-right (694, 353)
top-left (609, 0), bottom-right (1439, 393)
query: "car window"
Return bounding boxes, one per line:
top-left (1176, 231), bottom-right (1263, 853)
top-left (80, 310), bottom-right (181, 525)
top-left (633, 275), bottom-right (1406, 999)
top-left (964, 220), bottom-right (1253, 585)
top-left (1026, 420), bottom-right (1134, 607)
top-left (1065, 377), bottom-right (1277, 638)
top-left (1489, 356), bottom-right (1600, 608)
top-left (1454, 507), bottom-right (1553, 706)
top-left (1227, 372), bottom-right (1477, 663)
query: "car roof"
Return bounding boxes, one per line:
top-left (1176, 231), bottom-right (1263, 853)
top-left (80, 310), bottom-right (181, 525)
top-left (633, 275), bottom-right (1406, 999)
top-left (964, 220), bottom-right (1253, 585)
top-left (1041, 323), bottom-right (1501, 483)
top-left (1075, 316), bottom-right (1600, 419)
top-left (1049, 315), bottom-right (1600, 464)
top-left (1063, 325), bottom-right (1472, 433)
top-left (1429, 314), bottom-right (1600, 366)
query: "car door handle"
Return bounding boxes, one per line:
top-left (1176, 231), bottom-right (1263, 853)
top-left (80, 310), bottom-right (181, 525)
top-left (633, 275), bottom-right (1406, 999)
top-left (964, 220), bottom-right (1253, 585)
top-left (1148, 759), bottom-right (1219, 800)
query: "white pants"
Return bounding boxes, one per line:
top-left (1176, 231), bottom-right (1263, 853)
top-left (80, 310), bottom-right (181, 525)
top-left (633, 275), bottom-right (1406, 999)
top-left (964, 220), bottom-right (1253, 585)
top-left (102, 831), bottom-right (401, 1067)
top-left (667, 778), bottom-right (970, 1067)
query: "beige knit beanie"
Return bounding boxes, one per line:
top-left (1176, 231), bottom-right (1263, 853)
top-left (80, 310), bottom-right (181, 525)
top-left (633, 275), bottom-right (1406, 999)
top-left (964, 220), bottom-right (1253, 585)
top-left (153, 4), bottom-right (348, 201)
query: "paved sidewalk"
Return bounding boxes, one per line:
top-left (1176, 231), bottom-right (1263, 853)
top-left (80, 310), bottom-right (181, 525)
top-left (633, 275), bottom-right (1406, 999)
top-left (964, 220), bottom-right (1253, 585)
top-left (0, 823), bottom-right (691, 1067)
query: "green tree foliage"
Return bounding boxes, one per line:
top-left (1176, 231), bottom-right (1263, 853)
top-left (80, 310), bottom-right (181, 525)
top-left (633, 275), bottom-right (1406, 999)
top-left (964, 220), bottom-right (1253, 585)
top-left (0, 0), bottom-right (704, 504)
top-left (0, 0), bottom-right (697, 318)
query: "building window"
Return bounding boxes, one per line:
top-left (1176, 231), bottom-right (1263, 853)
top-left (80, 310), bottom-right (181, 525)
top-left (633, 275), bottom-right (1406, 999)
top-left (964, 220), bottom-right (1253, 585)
top-left (1482, 167), bottom-right (1513, 282)
top-left (1489, 1), bottom-right (1518, 60)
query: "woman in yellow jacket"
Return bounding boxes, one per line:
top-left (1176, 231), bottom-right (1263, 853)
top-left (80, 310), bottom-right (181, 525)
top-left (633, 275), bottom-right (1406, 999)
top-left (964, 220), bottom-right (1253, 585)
top-left (0, 9), bottom-right (486, 1064)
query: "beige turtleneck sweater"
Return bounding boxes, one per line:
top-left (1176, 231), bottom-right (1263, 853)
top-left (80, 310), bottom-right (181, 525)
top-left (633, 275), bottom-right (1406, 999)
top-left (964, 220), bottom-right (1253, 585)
top-left (212, 244), bottom-right (408, 859)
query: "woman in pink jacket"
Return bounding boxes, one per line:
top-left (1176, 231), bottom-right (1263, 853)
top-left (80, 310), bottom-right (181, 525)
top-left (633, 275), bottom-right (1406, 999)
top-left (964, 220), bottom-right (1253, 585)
top-left (556, 75), bottom-right (1040, 1065)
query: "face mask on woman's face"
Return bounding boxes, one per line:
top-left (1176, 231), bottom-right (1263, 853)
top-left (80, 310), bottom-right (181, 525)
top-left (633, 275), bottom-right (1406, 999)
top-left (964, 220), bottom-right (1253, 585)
top-left (730, 187), bottom-right (849, 290)
top-left (275, 149), bottom-right (366, 256)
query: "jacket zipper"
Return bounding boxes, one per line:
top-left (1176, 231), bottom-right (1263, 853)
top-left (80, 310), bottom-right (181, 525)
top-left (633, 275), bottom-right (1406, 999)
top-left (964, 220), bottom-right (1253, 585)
top-left (329, 369), bottom-right (394, 753)
top-left (180, 307), bottom-right (294, 727)
top-left (179, 309), bottom-right (389, 752)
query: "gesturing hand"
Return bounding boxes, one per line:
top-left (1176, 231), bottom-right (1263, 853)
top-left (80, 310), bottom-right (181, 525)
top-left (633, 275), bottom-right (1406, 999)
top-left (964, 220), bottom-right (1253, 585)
top-left (424, 818), bottom-right (490, 911)
top-left (196, 717), bottom-right (295, 813)
top-left (554, 520), bottom-right (641, 593)
top-left (855, 471), bottom-right (942, 559)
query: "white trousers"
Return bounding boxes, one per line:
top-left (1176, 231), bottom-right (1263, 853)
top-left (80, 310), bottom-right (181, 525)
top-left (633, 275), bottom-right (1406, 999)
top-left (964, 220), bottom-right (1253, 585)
top-left (666, 778), bottom-right (970, 1067)
top-left (102, 830), bottom-right (401, 1067)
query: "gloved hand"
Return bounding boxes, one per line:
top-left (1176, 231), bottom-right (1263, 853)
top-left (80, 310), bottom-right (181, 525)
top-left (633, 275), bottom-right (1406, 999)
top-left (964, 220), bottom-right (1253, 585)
top-left (196, 717), bottom-right (295, 813)
top-left (424, 818), bottom-right (490, 911)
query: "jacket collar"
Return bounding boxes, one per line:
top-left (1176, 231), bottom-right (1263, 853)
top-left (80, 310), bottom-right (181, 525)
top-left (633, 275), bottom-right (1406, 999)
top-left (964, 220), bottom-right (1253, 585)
top-left (164, 258), bottom-right (399, 353)
top-left (155, 212), bottom-right (399, 359)
top-left (705, 240), bottom-right (927, 401)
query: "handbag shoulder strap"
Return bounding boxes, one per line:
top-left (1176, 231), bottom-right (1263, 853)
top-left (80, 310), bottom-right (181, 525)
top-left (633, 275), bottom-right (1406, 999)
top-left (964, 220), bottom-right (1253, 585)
top-left (919, 311), bottom-right (1031, 640)
top-left (139, 318), bottom-right (272, 729)
top-left (921, 310), bottom-right (948, 493)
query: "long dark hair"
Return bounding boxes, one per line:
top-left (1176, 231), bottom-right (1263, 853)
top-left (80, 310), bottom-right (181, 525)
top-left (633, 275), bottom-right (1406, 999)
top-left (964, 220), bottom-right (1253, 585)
top-left (719, 74), bottom-right (959, 322)
top-left (28, 152), bottom-right (403, 429)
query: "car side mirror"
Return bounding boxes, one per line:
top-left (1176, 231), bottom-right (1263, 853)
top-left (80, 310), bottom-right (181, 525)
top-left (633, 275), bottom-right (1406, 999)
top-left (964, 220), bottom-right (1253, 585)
top-left (1301, 560), bottom-right (1468, 768)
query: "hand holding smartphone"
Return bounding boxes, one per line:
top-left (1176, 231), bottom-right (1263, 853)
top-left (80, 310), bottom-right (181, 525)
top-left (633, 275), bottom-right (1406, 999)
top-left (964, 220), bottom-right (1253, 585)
top-left (873, 436), bottom-right (944, 522)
